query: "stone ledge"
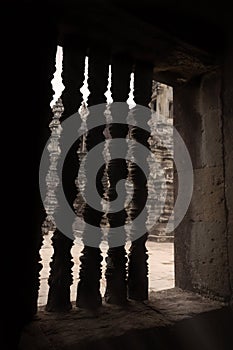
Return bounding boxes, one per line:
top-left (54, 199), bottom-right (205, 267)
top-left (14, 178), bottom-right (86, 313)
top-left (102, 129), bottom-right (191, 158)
top-left (148, 236), bottom-right (174, 243)
top-left (19, 288), bottom-right (232, 350)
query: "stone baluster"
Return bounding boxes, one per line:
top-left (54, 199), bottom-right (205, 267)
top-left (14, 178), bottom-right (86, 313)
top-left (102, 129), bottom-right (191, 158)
top-left (104, 55), bottom-right (132, 305)
top-left (76, 48), bottom-right (110, 310)
top-left (46, 38), bottom-right (86, 312)
top-left (33, 28), bottom-right (57, 317)
top-left (127, 62), bottom-right (153, 301)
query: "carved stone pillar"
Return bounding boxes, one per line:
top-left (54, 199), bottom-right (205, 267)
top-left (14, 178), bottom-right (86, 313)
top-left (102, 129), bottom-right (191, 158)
top-left (33, 21), bottom-right (57, 317)
top-left (104, 55), bottom-right (132, 305)
top-left (127, 62), bottom-right (153, 301)
top-left (46, 38), bottom-right (86, 311)
top-left (76, 48), bottom-right (110, 310)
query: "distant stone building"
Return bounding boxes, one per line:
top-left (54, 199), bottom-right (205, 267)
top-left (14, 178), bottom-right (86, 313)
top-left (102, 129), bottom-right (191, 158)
top-left (151, 81), bottom-right (173, 119)
top-left (148, 82), bottom-right (174, 241)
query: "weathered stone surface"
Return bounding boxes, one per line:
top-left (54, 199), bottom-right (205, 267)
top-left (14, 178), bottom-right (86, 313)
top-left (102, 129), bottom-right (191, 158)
top-left (19, 289), bottom-right (229, 350)
top-left (174, 71), bottom-right (223, 169)
top-left (198, 71), bottom-right (223, 168)
top-left (174, 67), bottom-right (232, 301)
top-left (187, 167), bottom-right (225, 222)
top-left (222, 43), bottom-right (233, 305)
top-left (149, 288), bottom-right (225, 321)
top-left (176, 220), bottom-right (230, 298)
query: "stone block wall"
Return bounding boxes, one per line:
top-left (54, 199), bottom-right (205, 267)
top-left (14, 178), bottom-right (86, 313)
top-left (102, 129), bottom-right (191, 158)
top-left (174, 45), bottom-right (233, 302)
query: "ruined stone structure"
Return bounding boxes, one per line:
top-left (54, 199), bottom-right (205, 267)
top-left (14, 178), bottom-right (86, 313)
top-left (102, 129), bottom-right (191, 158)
top-left (10, 1), bottom-right (233, 349)
top-left (149, 82), bottom-right (174, 241)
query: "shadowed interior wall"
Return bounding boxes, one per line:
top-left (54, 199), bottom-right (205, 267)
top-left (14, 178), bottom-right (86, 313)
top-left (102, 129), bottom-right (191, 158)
top-left (174, 42), bottom-right (233, 301)
top-left (222, 43), bottom-right (233, 304)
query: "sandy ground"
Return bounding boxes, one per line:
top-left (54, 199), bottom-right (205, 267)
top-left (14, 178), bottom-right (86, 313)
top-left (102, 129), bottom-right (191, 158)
top-left (39, 233), bottom-right (174, 306)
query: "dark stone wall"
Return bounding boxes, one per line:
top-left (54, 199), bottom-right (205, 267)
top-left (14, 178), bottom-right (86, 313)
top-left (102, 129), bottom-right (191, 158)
top-left (174, 45), bottom-right (233, 301)
top-left (222, 42), bottom-right (233, 305)
top-left (8, 3), bottom-right (57, 347)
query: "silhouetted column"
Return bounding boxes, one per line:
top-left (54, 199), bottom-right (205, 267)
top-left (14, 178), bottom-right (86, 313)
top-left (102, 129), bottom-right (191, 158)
top-left (76, 48), bottom-right (109, 310)
top-left (127, 62), bottom-right (153, 301)
top-left (104, 55), bottom-right (132, 305)
top-left (46, 38), bottom-right (86, 311)
top-left (32, 19), bottom-right (57, 317)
